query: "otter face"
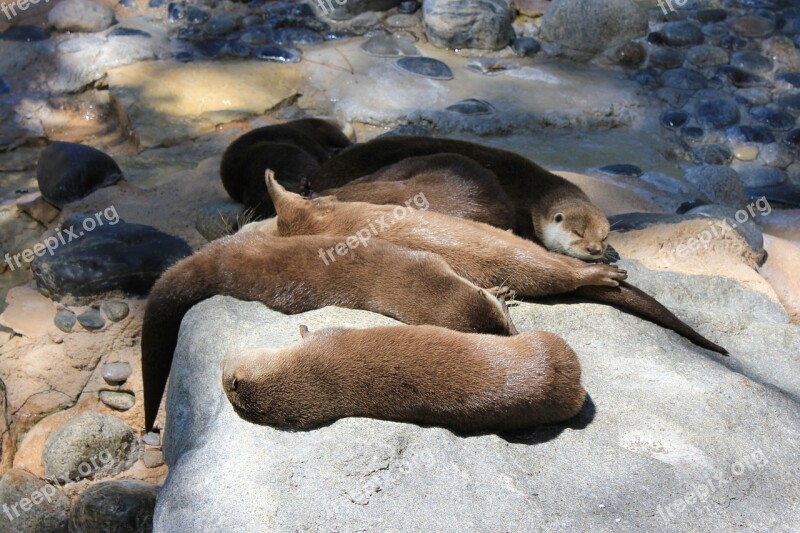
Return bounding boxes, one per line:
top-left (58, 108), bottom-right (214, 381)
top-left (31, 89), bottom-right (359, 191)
top-left (539, 209), bottom-right (610, 262)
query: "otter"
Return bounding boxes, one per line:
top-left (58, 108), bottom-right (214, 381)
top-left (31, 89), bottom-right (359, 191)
top-left (264, 172), bottom-right (728, 355)
top-left (141, 233), bottom-right (516, 431)
top-left (220, 119), bottom-right (351, 219)
top-left (308, 135), bottom-right (611, 262)
top-left (222, 325), bottom-right (586, 432)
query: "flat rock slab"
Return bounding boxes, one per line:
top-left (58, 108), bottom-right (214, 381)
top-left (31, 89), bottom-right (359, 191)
top-left (156, 257), bottom-right (800, 532)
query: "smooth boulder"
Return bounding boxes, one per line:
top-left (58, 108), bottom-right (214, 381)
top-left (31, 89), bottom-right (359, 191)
top-left (422, 0), bottom-right (514, 51)
top-left (36, 142), bottom-right (124, 208)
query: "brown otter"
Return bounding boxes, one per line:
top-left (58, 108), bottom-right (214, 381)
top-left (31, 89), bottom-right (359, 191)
top-left (141, 233), bottom-right (516, 431)
top-left (222, 325), bottom-right (586, 432)
top-left (308, 135), bottom-right (610, 262)
top-left (220, 119), bottom-right (351, 219)
top-left (320, 153), bottom-right (517, 231)
top-left (265, 172), bottom-right (728, 355)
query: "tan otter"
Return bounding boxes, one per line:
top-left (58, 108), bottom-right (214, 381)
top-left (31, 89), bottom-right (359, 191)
top-left (142, 233), bottom-right (516, 431)
top-left (264, 172), bottom-right (728, 355)
top-left (320, 153), bottom-right (517, 231)
top-left (308, 135), bottom-right (610, 261)
top-left (220, 119), bottom-right (351, 219)
top-left (222, 325), bottom-right (586, 432)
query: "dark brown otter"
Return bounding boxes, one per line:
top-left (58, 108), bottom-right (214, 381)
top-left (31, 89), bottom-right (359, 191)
top-left (309, 135), bottom-right (610, 261)
top-left (222, 325), bottom-right (586, 432)
top-left (264, 172), bottom-right (728, 356)
top-left (141, 233), bottom-right (516, 431)
top-left (220, 119), bottom-right (351, 219)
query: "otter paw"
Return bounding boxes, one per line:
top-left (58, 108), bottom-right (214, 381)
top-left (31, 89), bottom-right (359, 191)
top-left (583, 264), bottom-right (628, 287)
top-left (487, 286), bottom-right (517, 301)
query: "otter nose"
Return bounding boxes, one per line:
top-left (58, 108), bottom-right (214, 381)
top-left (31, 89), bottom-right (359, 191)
top-left (222, 362), bottom-right (243, 394)
top-left (587, 245), bottom-right (602, 256)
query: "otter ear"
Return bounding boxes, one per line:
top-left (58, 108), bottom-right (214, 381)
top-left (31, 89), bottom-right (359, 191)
top-left (554, 213), bottom-right (565, 223)
top-left (265, 170), bottom-right (303, 210)
top-left (299, 325), bottom-right (310, 339)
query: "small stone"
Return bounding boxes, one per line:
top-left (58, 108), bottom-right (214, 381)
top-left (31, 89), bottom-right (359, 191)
top-left (0, 26), bottom-right (50, 41)
top-left (649, 47), bottom-right (684, 69)
top-left (37, 142), bottom-right (124, 208)
top-left (99, 390), bottom-right (136, 411)
top-left (101, 300), bottom-right (130, 322)
top-left (731, 162), bottom-right (787, 188)
top-left (659, 21), bottom-right (704, 47)
top-left (186, 6), bottom-right (210, 25)
top-left (725, 125), bottom-right (775, 144)
top-left (167, 2), bottom-right (185, 23)
top-left (398, 1), bottom-right (418, 15)
top-left (396, 57), bottom-right (453, 80)
top-left (661, 68), bottom-right (708, 90)
top-left (597, 164), bottom-right (643, 178)
top-left (682, 126), bottom-right (705, 142)
top-left (240, 27), bottom-right (273, 45)
top-left (731, 15), bottom-right (774, 38)
top-left (511, 37), bottom-right (541, 57)
top-left (204, 16), bottom-right (237, 36)
top-left (733, 144), bottom-right (759, 161)
top-left (784, 129), bottom-right (800, 147)
top-left (195, 201), bottom-right (245, 241)
top-left (694, 9), bottom-right (728, 24)
top-left (48, 0), bottom-right (116, 33)
top-left (102, 362), bottom-right (133, 385)
top-left (143, 450), bottom-right (165, 468)
top-left (776, 93), bottom-right (800, 115)
top-left (632, 68), bottom-right (659, 88)
top-left (273, 28), bottom-right (323, 46)
top-left (660, 111), bottom-right (689, 129)
top-left (54, 309), bottom-right (77, 333)
top-left (734, 88), bottom-right (771, 106)
top-left (750, 106), bottom-right (794, 131)
top-left (142, 432), bottom-right (161, 447)
top-left (77, 309), bottom-right (105, 330)
top-left (692, 144), bottom-right (733, 165)
top-left (614, 41), bottom-right (645, 67)
top-left (777, 72), bottom-right (800, 88)
top-left (109, 27), bottom-right (152, 38)
top-left (193, 39), bottom-right (227, 59)
top-left (686, 45), bottom-right (728, 68)
top-left (446, 98), bottom-right (495, 115)
top-left (758, 143), bottom-right (793, 169)
top-left (253, 45), bottom-right (302, 63)
top-left (731, 51), bottom-right (773, 74)
top-left (714, 65), bottom-right (768, 88)
top-left (240, 15), bottom-right (262, 28)
top-left (696, 99), bottom-right (740, 129)
top-left (68, 481), bottom-right (158, 532)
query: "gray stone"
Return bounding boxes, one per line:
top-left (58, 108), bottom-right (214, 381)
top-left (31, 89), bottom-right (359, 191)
top-left (101, 300), bottom-right (129, 322)
top-left (54, 309), bottom-right (76, 333)
top-left (541, 0), bottom-right (647, 58)
top-left (99, 391), bottom-right (136, 411)
top-left (686, 45), bottom-right (729, 68)
top-left (142, 432), bottom-right (161, 447)
top-left (758, 143), bottom-right (793, 170)
top-left (683, 165), bottom-right (747, 207)
top-left (102, 362), bottom-right (132, 385)
top-left (47, 0), bottom-right (115, 33)
top-left (142, 450), bottom-right (164, 469)
top-left (77, 309), bottom-right (105, 331)
top-left (658, 21), bottom-right (704, 47)
top-left (69, 481), bottom-right (158, 533)
top-left (731, 163), bottom-right (788, 188)
top-left (155, 294), bottom-right (799, 531)
top-left (0, 469), bottom-right (69, 532)
top-left (422, 0), bottom-right (513, 51)
top-left (194, 201), bottom-right (244, 242)
top-left (43, 412), bottom-right (141, 483)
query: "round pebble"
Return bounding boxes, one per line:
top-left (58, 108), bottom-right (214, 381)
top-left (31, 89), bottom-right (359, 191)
top-left (360, 34), bottom-right (419, 57)
top-left (396, 57), bottom-right (453, 80)
top-left (733, 144), bottom-right (759, 161)
top-left (102, 362), bottom-right (132, 385)
top-left (682, 126), bottom-right (705, 141)
top-left (143, 450), bottom-right (164, 468)
top-left (759, 143), bottom-right (793, 169)
top-left (241, 27), bottom-right (273, 45)
top-left (714, 65), bottom-right (768, 88)
top-left (659, 21), bottom-right (704, 47)
top-left (734, 88), bottom-right (771, 106)
top-left (186, 6), bottom-right (210, 25)
top-left (661, 68), bottom-right (708, 90)
top-left (204, 16), bottom-right (237, 36)
top-left (101, 300), bottom-right (129, 322)
top-left (731, 163), bottom-right (787, 187)
top-left (692, 144), bottom-right (733, 165)
top-left (784, 129), bottom-right (800, 147)
top-left (77, 309), bottom-right (105, 331)
top-left (99, 390), bottom-right (135, 411)
top-left (725, 125), bottom-right (776, 144)
top-left (54, 309), bottom-right (77, 333)
top-left (446, 98), bottom-right (495, 115)
top-left (597, 164), bottom-right (643, 178)
top-left (660, 110), bottom-right (689, 129)
top-left (142, 432), bottom-right (161, 447)
top-left (511, 37), bottom-right (541, 57)
top-left (696, 99), bottom-right (740, 129)
top-left (730, 51), bottom-right (773, 74)
top-left (649, 47), bottom-right (684, 69)
top-left (225, 41), bottom-right (251, 57)
top-left (686, 45), bottom-right (728, 68)
top-left (750, 106), bottom-right (794, 130)
top-left (731, 15), bottom-right (774, 38)
top-left (614, 41), bottom-right (645, 67)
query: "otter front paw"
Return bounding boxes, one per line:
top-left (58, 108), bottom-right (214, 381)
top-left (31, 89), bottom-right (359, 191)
top-left (582, 264), bottom-right (627, 287)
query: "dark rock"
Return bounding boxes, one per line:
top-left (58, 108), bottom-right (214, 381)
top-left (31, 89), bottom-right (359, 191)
top-left (649, 47), bottom-right (684, 69)
top-left (750, 106), bottom-right (794, 130)
top-left (730, 15), bottom-right (774, 38)
top-left (68, 481), bottom-right (158, 533)
top-left (240, 27), bottom-right (274, 45)
top-left (686, 44), bottom-right (728, 67)
top-left (77, 309), bottom-right (105, 330)
top-left (36, 142), bottom-right (124, 208)
top-left (696, 98), bottom-right (740, 129)
top-left (683, 165), bottom-right (746, 206)
top-left (659, 21), bottom-right (704, 47)
top-left (713, 65), bottom-right (768, 88)
top-left (148, 0), bottom-right (166, 6)
top-left (240, 15), bottom-right (262, 28)
top-left (0, 26), bottom-right (50, 42)
top-left (31, 221), bottom-right (192, 300)
top-left (102, 362), bottom-right (132, 385)
top-left (0, 469), bottom-right (70, 532)
top-left (597, 164), bottom-right (643, 178)
top-left (167, 2), bottom-right (185, 23)
top-left (632, 67), bottom-right (660, 88)
top-left (176, 26), bottom-right (203, 41)
top-left (661, 68), bottom-right (708, 90)
top-left (777, 72), bottom-right (800, 88)
top-left (614, 41), bottom-right (645, 67)
top-left (313, 0), bottom-right (401, 18)
top-left (731, 162), bottom-right (787, 188)
top-left (784, 128), bottom-right (800, 146)
top-left (101, 300), bottom-right (130, 322)
top-left (719, 33), bottom-right (748, 50)
top-left (660, 110), bottom-right (689, 129)
top-left (109, 27), bottom-right (151, 38)
top-left (682, 126), bottom-right (705, 141)
top-left (745, 184), bottom-right (800, 208)
top-left (273, 28), bottom-right (323, 46)
top-left (54, 309), bottom-right (77, 333)
top-left (687, 204), bottom-right (764, 253)
top-left (99, 390), bottom-right (136, 411)
top-left (398, 0), bottom-right (418, 14)
top-left (730, 50), bottom-right (773, 73)
top-left (422, 0), bottom-right (513, 51)
top-left (253, 45), bottom-right (302, 63)
top-left (204, 16), bottom-right (237, 36)
top-left (193, 39), bottom-right (227, 58)
top-left (446, 98), bottom-right (495, 115)
top-left (511, 37), bottom-right (540, 57)
top-left (691, 144), bottom-right (733, 165)
top-left (775, 93), bottom-right (800, 115)
top-left (734, 87), bottom-right (771, 106)
top-left (174, 49), bottom-right (193, 62)
top-left (396, 56), bottom-right (453, 80)
top-left (360, 34), bottom-right (418, 57)
top-left (376, 124), bottom-right (433, 138)
top-left (0, 78), bottom-right (9, 94)
top-left (186, 6), bottom-right (210, 25)
top-left (694, 8), bottom-right (728, 24)
top-left (725, 125), bottom-right (776, 144)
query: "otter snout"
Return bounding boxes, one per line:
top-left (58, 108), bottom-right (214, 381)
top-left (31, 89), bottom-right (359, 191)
top-left (586, 244), bottom-right (603, 256)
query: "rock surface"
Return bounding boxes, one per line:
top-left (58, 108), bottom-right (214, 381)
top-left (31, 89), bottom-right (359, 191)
top-left (0, 469), bottom-right (70, 532)
top-left (0, 287), bottom-right (56, 339)
top-left (68, 480), bottom-right (158, 533)
top-left (422, 0), bottom-right (514, 51)
top-left (47, 0), bottom-right (116, 33)
top-left (36, 142), bottom-right (124, 208)
top-left (155, 292), bottom-right (800, 531)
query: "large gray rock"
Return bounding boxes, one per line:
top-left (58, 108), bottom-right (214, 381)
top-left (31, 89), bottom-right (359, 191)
top-left (0, 469), bottom-right (69, 533)
top-left (541, 0), bottom-right (648, 59)
top-left (155, 276), bottom-right (800, 531)
top-left (683, 165), bottom-right (748, 207)
top-left (422, 0), bottom-right (514, 51)
top-left (69, 481), bottom-right (159, 533)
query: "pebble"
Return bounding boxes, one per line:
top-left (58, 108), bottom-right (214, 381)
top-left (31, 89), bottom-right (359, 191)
top-left (77, 309), bottom-right (105, 330)
top-left (193, 39), bottom-right (227, 58)
top-left (731, 51), bottom-right (773, 74)
top-left (720, 34), bottom-right (749, 51)
top-left (195, 201), bottom-right (244, 241)
top-left (731, 15), bottom-right (774, 38)
top-left (102, 362), bottom-right (133, 385)
top-left (696, 99), bottom-right (740, 129)
top-left (446, 99), bottom-right (495, 115)
top-left (99, 390), bottom-right (136, 411)
top-left (101, 300), bottom-right (130, 322)
top-left (54, 309), bottom-right (77, 333)
top-left (204, 16), bottom-right (237, 36)
top-left (659, 21), bottom-right (704, 47)
top-left (731, 162), bottom-right (787, 188)
top-left (253, 45), bottom-right (302, 63)
top-left (0, 78), bottom-right (8, 94)
top-left (186, 5), bottom-right (210, 25)
top-left (511, 37), bottom-right (541, 57)
top-left (715, 65), bottom-right (768, 88)
top-left (632, 68), bottom-right (660, 88)
top-left (240, 27), bottom-right (273, 45)
top-left (597, 164), bottom-right (643, 178)
top-left (683, 165), bottom-right (746, 207)
top-left (777, 72), bottom-right (800, 88)
top-left (750, 106), bottom-right (794, 130)
top-left (694, 9), bottom-right (728, 24)
top-left (725, 125), bottom-right (776, 144)
top-left (398, 0), bottom-right (418, 14)
top-left (360, 34), bottom-right (419, 57)
top-left (692, 144), bottom-right (733, 165)
top-left (614, 41), bottom-right (646, 67)
top-left (758, 143), bottom-right (793, 169)
top-left (142, 432), bottom-right (161, 447)
top-left (47, 0), bottom-right (116, 33)
top-left (660, 111), bottom-right (689, 129)
top-left (649, 47), bottom-right (684, 69)
top-left (0, 26), bottom-right (50, 41)
top-left (143, 450), bottom-right (165, 468)
top-left (396, 57), bottom-right (453, 80)
top-left (686, 45), bottom-right (728, 68)
top-left (734, 88), bottom-right (771, 106)
top-left (784, 129), bottom-right (800, 147)
top-left (167, 1), bottom-right (185, 23)
top-left (733, 144), bottom-right (759, 161)
top-left (682, 126), bottom-right (705, 142)
top-left (240, 15), bottom-right (262, 28)
top-left (148, 0), bottom-right (166, 6)
top-left (776, 93), bottom-right (800, 115)
top-left (661, 68), bottom-right (708, 90)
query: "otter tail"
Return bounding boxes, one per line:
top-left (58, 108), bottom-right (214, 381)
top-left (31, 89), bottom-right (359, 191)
top-left (141, 255), bottom-right (218, 432)
top-left (572, 281), bottom-right (729, 356)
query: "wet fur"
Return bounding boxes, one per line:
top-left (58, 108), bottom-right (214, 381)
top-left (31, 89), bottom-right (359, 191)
top-left (222, 326), bottom-right (586, 432)
top-left (141, 233), bottom-right (516, 431)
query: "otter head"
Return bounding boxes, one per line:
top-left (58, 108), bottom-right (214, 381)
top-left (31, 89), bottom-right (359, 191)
top-left (264, 170), bottom-right (339, 236)
top-left (537, 204), bottom-right (610, 262)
